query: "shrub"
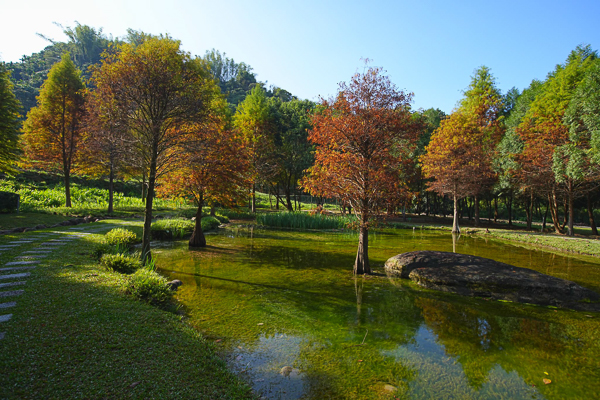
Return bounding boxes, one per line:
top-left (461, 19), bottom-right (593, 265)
top-left (105, 228), bottom-right (139, 248)
top-left (91, 243), bottom-right (113, 260)
top-left (100, 253), bottom-right (141, 274)
top-left (0, 191), bottom-right (19, 213)
top-left (201, 216), bottom-right (221, 231)
top-left (124, 268), bottom-right (172, 305)
top-left (151, 218), bottom-right (194, 240)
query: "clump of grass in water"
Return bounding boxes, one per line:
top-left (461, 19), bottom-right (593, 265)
top-left (151, 218), bottom-right (195, 240)
top-left (151, 217), bottom-right (223, 240)
top-left (256, 211), bottom-right (355, 230)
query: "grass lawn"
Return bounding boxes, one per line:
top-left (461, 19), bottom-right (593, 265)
top-left (0, 220), bottom-right (254, 399)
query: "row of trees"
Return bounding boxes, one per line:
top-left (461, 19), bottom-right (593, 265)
top-left (7, 35), bottom-right (316, 264)
top-left (421, 46), bottom-right (600, 237)
top-left (2, 27), bottom-right (599, 272)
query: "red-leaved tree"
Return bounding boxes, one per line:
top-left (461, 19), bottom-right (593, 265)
top-left (302, 66), bottom-right (421, 274)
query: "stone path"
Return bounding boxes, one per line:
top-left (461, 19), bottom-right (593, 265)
top-left (0, 229), bottom-right (97, 340)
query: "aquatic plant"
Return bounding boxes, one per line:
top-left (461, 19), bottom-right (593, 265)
top-left (256, 211), bottom-right (355, 230)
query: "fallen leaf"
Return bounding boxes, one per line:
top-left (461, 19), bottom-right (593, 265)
top-left (358, 360), bottom-right (363, 362)
top-left (257, 323), bottom-right (264, 326)
top-left (129, 381), bottom-right (141, 388)
top-left (543, 379), bottom-right (551, 385)
top-left (215, 339), bottom-right (222, 343)
top-left (544, 372), bottom-right (549, 375)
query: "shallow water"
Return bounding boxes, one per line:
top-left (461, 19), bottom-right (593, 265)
top-left (155, 227), bottom-right (600, 399)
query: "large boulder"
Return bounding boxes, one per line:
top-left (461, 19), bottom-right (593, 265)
top-left (385, 251), bottom-right (600, 310)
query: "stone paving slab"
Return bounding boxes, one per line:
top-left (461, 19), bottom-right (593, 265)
top-left (22, 250), bottom-right (52, 254)
top-left (0, 273), bottom-right (30, 280)
top-left (16, 255), bottom-right (47, 259)
top-left (0, 332), bottom-right (5, 340)
top-left (0, 314), bottom-right (12, 323)
top-left (0, 281), bottom-right (26, 289)
top-left (0, 290), bottom-right (24, 297)
top-left (4, 261), bottom-right (38, 266)
top-left (0, 266), bottom-right (36, 272)
top-left (9, 241), bottom-right (32, 244)
top-left (0, 302), bottom-right (17, 309)
top-left (39, 243), bottom-right (66, 246)
top-left (0, 245), bottom-right (20, 248)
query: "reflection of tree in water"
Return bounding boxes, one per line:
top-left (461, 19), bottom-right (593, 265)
top-left (416, 297), bottom-right (600, 398)
top-left (294, 277), bottom-right (423, 399)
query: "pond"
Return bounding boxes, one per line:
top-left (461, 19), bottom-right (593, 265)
top-left (155, 226), bottom-right (600, 399)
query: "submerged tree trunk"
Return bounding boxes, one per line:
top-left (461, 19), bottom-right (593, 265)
top-left (354, 222), bottom-right (371, 275)
top-left (189, 193), bottom-right (206, 248)
top-left (452, 191), bottom-right (460, 234)
top-left (587, 192), bottom-right (598, 236)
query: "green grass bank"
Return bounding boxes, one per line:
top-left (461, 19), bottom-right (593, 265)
top-left (0, 220), bottom-right (254, 399)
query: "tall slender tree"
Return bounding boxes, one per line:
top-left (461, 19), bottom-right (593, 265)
top-left (302, 66), bottom-right (421, 274)
top-left (0, 63), bottom-right (21, 173)
top-left (92, 37), bottom-right (219, 263)
top-left (23, 52), bottom-right (85, 207)
top-left (233, 85), bottom-right (275, 213)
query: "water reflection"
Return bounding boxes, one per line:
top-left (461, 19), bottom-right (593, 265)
top-left (156, 226), bottom-right (600, 399)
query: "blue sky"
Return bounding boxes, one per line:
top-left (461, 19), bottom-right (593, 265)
top-left (3, 0), bottom-right (599, 113)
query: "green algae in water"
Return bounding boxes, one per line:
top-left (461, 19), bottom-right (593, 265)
top-left (154, 226), bottom-right (600, 399)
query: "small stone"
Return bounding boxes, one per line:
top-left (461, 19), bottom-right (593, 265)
top-left (280, 366), bottom-right (293, 377)
top-left (4, 261), bottom-right (38, 266)
top-left (0, 281), bottom-right (26, 289)
top-left (166, 280), bottom-right (183, 290)
top-left (384, 384), bottom-right (397, 392)
top-left (0, 314), bottom-right (13, 323)
top-left (0, 290), bottom-right (24, 297)
top-left (0, 273), bottom-right (30, 280)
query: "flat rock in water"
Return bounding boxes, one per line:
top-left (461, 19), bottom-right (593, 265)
top-left (385, 251), bottom-right (600, 311)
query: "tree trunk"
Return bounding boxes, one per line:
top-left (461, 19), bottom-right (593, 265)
top-left (64, 168), bottom-right (72, 207)
top-left (284, 185), bottom-right (293, 212)
top-left (508, 193), bottom-right (513, 226)
top-left (210, 203), bottom-right (216, 217)
top-left (474, 194), bottom-right (480, 227)
top-left (587, 192), bottom-right (598, 235)
top-left (189, 193), bottom-right (206, 248)
top-left (452, 191), bottom-right (460, 234)
top-left (494, 196), bottom-right (498, 223)
top-left (549, 189), bottom-right (562, 233)
top-left (542, 199), bottom-right (549, 232)
top-left (141, 152), bottom-right (157, 265)
top-left (526, 190), bottom-right (533, 230)
top-left (567, 181), bottom-right (574, 237)
top-left (251, 183), bottom-right (256, 213)
top-left (354, 221), bottom-right (371, 275)
top-left (108, 163), bottom-right (114, 214)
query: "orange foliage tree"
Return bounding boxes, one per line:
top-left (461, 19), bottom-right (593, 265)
top-left (23, 53), bottom-right (85, 207)
top-left (302, 66), bottom-right (421, 274)
top-left (158, 105), bottom-right (250, 247)
top-left (91, 37), bottom-right (220, 263)
top-left (421, 66), bottom-right (503, 233)
top-left (421, 111), bottom-right (499, 233)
